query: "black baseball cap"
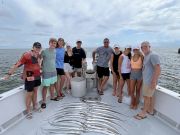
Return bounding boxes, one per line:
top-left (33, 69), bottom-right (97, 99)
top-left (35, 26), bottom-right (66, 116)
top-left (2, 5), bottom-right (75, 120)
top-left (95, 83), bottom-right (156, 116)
top-left (33, 42), bottom-right (42, 48)
top-left (76, 40), bottom-right (82, 44)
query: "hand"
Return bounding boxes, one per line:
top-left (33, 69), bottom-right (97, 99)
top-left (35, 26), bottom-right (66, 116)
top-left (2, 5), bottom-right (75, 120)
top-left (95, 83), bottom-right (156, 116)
top-left (151, 81), bottom-right (157, 89)
top-left (3, 74), bottom-right (10, 80)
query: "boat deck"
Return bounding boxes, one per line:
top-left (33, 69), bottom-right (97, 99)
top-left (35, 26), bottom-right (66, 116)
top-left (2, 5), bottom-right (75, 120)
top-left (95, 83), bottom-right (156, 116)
top-left (3, 85), bottom-right (180, 135)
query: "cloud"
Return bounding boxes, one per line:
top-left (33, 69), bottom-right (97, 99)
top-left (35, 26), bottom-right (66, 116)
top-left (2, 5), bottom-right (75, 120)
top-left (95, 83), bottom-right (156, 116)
top-left (0, 0), bottom-right (179, 48)
top-left (0, 27), bottom-right (21, 31)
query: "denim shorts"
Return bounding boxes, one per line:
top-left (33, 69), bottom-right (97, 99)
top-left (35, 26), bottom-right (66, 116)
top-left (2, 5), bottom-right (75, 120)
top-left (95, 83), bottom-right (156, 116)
top-left (130, 70), bottom-right (142, 80)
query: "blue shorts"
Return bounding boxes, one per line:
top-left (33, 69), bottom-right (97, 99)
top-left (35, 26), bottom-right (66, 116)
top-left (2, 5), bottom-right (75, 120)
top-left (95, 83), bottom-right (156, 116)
top-left (130, 70), bottom-right (142, 80)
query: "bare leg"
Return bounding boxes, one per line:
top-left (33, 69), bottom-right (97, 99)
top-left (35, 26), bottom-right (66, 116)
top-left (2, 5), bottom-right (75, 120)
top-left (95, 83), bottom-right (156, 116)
top-left (98, 78), bottom-right (103, 91)
top-left (59, 75), bottom-right (65, 95)
top-left (118, 79), bottom-right (125, 102)
top-left (130, 79), bottom-right (136, 109)
top-left (55, 77), bottom-right (60, 97)
top-left (135, 80), bottom-right (142, 109)
top-left (148, 96), bottom-right (155, 114)
top-left (100, 76), bottom-right (109, 92)
top-left (32, 87), bottom-right (38, 109)
top-left (42, 86), bottom-right (48, 103)
top-left (49, 84), bottom-right (55, 99)
top-left (126, 79), bottom-right (131, 96)
top-left (26, 92), bottom-right (33, 113)
top-left (112, 73), bottom-right (118, 96)
top-left (65, 72), bottom-right (71, 90)
top-left (77, 72), bottom-right (81, 77)
top-left (139, 96), bottom-right (149, 116)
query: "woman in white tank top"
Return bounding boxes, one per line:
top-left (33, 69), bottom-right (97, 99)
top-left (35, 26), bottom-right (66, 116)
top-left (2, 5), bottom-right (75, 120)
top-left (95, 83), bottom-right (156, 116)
top-left (118, 47), bottom-right (131, 103)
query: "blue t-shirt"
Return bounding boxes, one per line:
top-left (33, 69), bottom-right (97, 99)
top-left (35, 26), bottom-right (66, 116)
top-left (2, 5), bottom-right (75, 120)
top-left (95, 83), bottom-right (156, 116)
top-left (56, 48), bottom-right (65, 69)
top-left (142, 51), bottom-right (161, 86)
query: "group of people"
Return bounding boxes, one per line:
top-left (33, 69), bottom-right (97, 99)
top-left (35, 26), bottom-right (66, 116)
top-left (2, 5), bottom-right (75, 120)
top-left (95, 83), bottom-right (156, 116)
top-left (93, 38), bottom-right (161, 120)
top-left (4, 38), bottom-right (86, 119)
top-left (4, 37), bottom-right (161, 120)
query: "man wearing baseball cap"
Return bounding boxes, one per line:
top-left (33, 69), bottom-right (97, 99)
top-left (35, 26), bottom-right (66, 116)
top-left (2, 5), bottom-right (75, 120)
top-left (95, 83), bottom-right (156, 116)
top-left (72, 40), bottom-right (86, 77)
top-left (4, 42), bottom-right (42, 119)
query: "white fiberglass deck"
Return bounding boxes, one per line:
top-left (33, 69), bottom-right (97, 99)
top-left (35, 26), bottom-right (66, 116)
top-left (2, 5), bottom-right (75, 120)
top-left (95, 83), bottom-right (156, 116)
top-left (3, 86), bottom-right (180, 135)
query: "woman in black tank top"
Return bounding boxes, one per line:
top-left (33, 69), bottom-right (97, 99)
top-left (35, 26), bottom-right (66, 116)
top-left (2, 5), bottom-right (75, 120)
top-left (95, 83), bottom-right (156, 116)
top-left (110, 45), bottom-right (122, 96)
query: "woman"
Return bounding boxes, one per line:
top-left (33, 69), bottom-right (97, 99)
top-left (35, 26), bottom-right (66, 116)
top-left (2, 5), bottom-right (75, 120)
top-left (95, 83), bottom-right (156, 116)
top-left (110, 44), bottom-right (122, 96)
top-left (130, 46), bottom-right (143, 109)
top-left (118, 47), bottom-right (131, 103)
top-left (64, 43), bottom-right (74, 93)
top-left (55, 38), bottom-right (66, 99)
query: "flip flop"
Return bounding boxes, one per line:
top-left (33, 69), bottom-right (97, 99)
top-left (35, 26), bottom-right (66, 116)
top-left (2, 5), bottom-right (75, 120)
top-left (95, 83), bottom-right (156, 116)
top-left (99, 91), bottom-right (104, 95)
top-left (147, 111), bottom-right (155, 116)
top-left (41, 103), bottom-right (46, 109)
top-left (50, 97), bottom-right (61, 101)
top-left (134, 114), bottom-right (147, 120)
top-left (26, 112), bottom-right (33, 119)
top-left (118, 98), bottom-right (122, 103)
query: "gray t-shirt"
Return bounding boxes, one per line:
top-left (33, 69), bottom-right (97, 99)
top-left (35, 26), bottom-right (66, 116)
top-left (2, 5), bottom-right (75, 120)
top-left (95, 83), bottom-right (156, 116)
top-left (41, 48), bottom-right (57, 79)
top-left (142, 51), bottom-right (160, 86)
top-left (95, 46), bottom-right (113, 67)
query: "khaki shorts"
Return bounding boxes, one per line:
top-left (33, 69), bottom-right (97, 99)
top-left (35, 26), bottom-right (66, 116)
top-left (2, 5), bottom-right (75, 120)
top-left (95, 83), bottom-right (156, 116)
top-left (73, 68), bottom-right (82, 73)
top-left (142, 84), bottom-right (155, 97)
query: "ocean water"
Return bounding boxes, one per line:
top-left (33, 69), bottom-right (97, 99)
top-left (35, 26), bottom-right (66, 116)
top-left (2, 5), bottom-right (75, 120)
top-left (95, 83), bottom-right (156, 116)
top-left (0, 47), bottom-right (179, 94)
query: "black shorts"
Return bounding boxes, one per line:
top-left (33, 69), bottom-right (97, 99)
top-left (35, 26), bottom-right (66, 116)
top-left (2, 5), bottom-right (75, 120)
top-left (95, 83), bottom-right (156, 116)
top-left (56, 68), bottom-right (65, 75)
top-left (25, 79), bottom-right (41, 92)
top-left (97, 66), bottom-right (110, 78)
top-left (121, 73), bottom-right (130, 80)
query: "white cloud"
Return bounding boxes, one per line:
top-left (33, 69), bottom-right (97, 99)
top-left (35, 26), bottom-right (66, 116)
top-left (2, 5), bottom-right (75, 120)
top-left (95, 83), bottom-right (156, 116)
top-left (0, 0), bottom-right (179, 48)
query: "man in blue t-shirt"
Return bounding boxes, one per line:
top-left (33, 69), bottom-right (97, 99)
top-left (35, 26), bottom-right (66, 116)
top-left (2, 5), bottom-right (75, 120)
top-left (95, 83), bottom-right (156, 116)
top-left (134, 41), bottom-right (161, 120)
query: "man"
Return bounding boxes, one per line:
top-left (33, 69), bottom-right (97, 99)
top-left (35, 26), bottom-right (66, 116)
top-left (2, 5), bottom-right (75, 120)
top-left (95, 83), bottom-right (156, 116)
top-left (72, 40), bottom-right (86, 77)
top-left (4, 42), bottom-right (42, 119)
top-left (92, 38), bottom-right (113, 95)
top-left (134, 41), bottom-right (161, 120)
top-left (41, 38), bottom-right (58, 109)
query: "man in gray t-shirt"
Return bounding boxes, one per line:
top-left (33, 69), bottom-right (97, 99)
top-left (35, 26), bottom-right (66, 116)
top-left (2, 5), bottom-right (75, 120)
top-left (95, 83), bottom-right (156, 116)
top-left (92, 38), bottom-right (113, 95)
top-left (135, 41), bottom-right (161, 120)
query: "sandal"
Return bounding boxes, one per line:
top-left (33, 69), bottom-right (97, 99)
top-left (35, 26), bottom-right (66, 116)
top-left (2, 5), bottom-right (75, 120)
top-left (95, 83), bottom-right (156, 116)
top-left (118, 98), bottom-right (122, 103)
top-left (41, 103), bottom-right (46, 109)
top-left (26, 112), bottom-right (33, 119)
top-left (51, 97), bottom-right (60, 101)
top-left (99, 91), bottom-right (104, 95)
top-left (60, 92), bottom-right (65, 97)
top-left (134, 114), bottom-right (147, 120)
top-left (147, 111), bottom-right (155, 116)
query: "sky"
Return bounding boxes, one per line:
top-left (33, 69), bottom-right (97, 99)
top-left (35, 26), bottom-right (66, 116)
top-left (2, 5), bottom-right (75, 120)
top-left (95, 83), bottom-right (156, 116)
top-left (0, 0), bottom-right (180, 48)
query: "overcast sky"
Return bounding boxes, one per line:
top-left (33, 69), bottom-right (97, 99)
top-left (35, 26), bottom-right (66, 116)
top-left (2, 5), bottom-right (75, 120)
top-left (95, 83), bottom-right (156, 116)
top-left (0, 0), bottom-right (180, 48)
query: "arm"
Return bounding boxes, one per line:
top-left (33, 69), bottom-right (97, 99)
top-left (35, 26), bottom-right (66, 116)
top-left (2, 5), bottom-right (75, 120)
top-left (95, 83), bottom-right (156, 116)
top-left (118, 55), bottom-right (123, 75)
top-left (4, 53), bottom-right (27, 80)
top-left (151, 64), bottom-right (161, 89)
top-left (92, 49), bottom-right (97, 63)
top-left (110, 54), bottom-right (114, 73)
top-left (150, 54), bottom-right (161, 89)
top-left (4, 61), bottom-right (23, 80)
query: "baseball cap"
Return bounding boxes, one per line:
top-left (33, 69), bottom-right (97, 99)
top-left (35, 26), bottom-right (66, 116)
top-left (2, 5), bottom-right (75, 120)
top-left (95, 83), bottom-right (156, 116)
top-left (66, 43), bottom-right (71, 47)
top-left (33, 42), bottom-right (42, 48)
top-left (113, 44), bottom-right (120, 48)
top-left (125, 45), bottom-right (131, 49)
top-left (133, 46), bottom-right (140, 50)
top-left (76, 40), bottom-right (82, 44)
